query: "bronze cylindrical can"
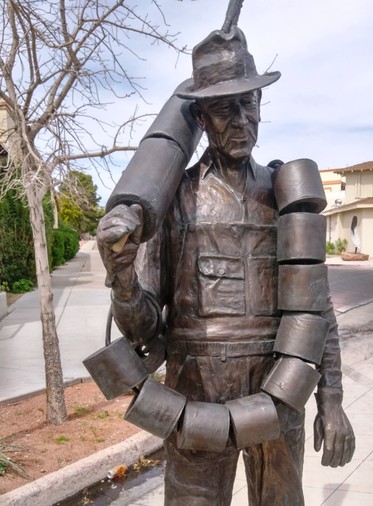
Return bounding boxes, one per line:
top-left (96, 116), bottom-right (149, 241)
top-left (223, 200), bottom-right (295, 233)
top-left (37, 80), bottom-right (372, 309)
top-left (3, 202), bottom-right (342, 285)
top-left (272, 158), bottom-right (327, 215)
top-left (106, 80), bottom-right (202, 242)
top-left (124, 378), bottom-right (186, 440)
top-left (176, 401), bottom-right (230, 452)
top-left (83, 337), bottom-right (148, 400)
top-left (138, 336), bottom-right (166, 375)
top-left (274, 312), bottom-right (330, 364)
top-left (227, 393), bottom-right (280, 449)
top-left (277, 213), bottom-right (326, 264)
top-left (278, 264), bottom-right (329, 311)
top-left (261, 357), bottom-right (321, 412)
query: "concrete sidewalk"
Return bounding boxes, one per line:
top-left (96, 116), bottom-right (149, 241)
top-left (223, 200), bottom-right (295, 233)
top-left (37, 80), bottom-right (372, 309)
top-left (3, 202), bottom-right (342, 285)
top-left (1, 242), bottom-right (373, 505)
top-left (0, 240), bottom-right (120, 402)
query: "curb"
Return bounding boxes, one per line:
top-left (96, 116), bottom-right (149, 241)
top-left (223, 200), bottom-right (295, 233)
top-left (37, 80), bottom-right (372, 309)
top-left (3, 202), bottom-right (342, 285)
top-left (0, 377), bottom-right (92, 406)
top-left (1, 431), bottom-right (163, 506)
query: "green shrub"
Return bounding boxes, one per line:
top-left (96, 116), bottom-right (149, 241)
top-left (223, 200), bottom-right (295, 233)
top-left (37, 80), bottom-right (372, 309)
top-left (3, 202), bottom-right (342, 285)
top-left (335, 238), bottom-right (348, 254)
top-left (51, 229), bottom-right (66, 266)
top-left (63, 228), bottom-right (79, 260)
top-left (0, 189), bottom-right (36, 287)
top-left (0, 188), bottom-right (79, 285)
top-left (12, 278), bottom-right (34, 293)
top-left (326, 241), bottom-right (336, 255)
top-left (51, 225), bottom-right (79, 268)
top-left (326, 239), bottom-right (348, 255)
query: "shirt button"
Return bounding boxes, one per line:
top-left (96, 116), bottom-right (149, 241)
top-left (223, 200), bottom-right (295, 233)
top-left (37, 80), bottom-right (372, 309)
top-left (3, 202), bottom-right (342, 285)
top-left (188, 224), bottom-right (196, 232)
top-left (218, 268), bottom-right (225, 275)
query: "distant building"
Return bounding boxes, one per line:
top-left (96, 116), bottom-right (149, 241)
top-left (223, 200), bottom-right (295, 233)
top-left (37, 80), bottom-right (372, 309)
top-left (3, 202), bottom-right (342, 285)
top-left (322, 162), bottom-right (373, 256)
top-left (0, 100), bottom-right (13, 166)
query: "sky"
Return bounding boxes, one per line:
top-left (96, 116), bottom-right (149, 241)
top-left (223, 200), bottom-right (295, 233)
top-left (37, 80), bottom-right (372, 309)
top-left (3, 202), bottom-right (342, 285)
top-left (91, 0), bottom-right (373, 205)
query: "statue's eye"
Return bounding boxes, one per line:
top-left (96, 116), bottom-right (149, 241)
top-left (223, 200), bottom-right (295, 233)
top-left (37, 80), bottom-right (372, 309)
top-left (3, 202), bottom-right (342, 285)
top-left (241, 97), bottom-right (256, 108)
top-left (207, 102), bottom-right (231, 116)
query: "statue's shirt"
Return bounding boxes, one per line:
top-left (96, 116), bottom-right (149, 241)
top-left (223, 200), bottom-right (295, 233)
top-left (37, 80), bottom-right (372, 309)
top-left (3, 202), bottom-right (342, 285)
top-left (138, 153), bottom-right (281, 342)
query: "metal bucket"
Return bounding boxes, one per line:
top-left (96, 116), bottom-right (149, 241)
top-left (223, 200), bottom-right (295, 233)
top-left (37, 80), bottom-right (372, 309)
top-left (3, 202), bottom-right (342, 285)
top-left (227, 393), bottom-right (280, 449)
top-left (83, 336), bottom-right (148, 400)
top-left (277, 213), bottom-right (326, 264)
top-left (278, 264), bottom-right (328, 311)
top-left (124, 378), bottom-right (186, 440)
top-left (137, 335), bottom-right (166, 375)
top-left (274, 312), bottom-right (330, 364)
top-left (272, 159), bottom-right (327, 215)
top-left (176, 401), bottom-right (230, 452)
top-left (261, 357), bottom-right (321, 412)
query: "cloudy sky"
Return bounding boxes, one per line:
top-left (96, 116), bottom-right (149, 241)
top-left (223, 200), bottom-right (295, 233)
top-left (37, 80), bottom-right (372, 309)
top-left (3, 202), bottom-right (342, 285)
top-left (93, 0), bottom-right (373, 204)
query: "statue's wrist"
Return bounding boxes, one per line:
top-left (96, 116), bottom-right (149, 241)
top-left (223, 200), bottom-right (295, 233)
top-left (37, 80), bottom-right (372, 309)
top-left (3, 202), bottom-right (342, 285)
top-left (111, 268), bottom-right (139, 301)
top-left (315, 387), bottom-right (343, 410)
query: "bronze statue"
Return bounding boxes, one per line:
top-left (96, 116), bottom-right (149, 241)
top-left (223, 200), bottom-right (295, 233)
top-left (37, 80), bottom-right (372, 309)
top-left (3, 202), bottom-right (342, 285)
top-left (93, 2), bottom-right (355, 504)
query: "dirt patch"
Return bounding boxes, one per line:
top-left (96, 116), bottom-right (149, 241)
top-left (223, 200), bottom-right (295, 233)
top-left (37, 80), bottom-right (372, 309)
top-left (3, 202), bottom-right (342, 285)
top-left (5, 292), bottom-right (23, 306)
top-left (0, 381), bottom-right (140, 495)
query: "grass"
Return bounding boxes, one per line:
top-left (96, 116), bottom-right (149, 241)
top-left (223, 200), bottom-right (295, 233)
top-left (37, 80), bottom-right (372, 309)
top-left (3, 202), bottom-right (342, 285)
top-left (95, 411), bottom-right (109, 419)
top-left (74, 405), bottom-right (91, 416)
top-left (0, 438), bottom-right (29, 478)
top-left (54, 435), bottom-right (70, 445)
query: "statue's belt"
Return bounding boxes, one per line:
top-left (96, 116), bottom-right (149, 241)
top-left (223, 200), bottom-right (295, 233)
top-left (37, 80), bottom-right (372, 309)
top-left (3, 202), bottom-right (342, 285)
top-left (167, 339), bottom-right (275, 358)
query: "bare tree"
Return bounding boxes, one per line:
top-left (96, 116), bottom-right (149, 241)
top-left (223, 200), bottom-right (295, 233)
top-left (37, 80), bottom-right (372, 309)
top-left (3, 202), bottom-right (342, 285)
top-left (0, 0), bottom-right (186, 424)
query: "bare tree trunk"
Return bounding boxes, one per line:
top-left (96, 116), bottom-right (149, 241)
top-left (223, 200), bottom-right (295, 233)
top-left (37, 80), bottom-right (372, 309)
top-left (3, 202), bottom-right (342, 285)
top-left (26, 185), bottom-right (67, 424)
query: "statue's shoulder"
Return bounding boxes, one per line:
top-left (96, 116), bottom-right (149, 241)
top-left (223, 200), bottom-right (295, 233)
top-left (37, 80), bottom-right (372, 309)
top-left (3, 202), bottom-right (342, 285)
top-left (252, 159), bottom-right (277, 187)
top-left (184, 149), bottom-right (212, 183)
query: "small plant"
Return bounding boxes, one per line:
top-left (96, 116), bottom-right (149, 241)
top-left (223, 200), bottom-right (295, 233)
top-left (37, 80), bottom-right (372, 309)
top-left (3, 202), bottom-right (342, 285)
top-left (0, 438), bottom-right (29, 478)
top-left (0, 281), bottom-right (9, 292)
top-left (325, 241), bottom-right (335, 255)
top-left (96, 411), bottom-right (109, 419)
top-left (335, 238), bottom-right (348, 254)
top-left (74, 405), bottom-right (91, 416)
top-left (325, 239), bottom-right (348, 255)
top-left (55, 435), bottom-right (70, 445)
top-left (11, 278), bottom-right (34, 293)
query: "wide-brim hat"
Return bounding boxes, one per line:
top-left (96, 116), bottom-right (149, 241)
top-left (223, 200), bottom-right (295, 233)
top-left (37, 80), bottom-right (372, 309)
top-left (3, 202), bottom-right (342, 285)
top-left (177, 26), bottom-right (280, 100)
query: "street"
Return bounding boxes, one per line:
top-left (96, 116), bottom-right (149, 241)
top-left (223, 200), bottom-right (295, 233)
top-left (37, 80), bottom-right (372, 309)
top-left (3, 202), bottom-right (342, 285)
top-left (328, 266), bottom-right (373, 312)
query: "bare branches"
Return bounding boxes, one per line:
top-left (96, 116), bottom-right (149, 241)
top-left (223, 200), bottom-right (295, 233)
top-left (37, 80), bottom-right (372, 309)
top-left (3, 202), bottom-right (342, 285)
top-left (0, 0), bottom-right (188, 199)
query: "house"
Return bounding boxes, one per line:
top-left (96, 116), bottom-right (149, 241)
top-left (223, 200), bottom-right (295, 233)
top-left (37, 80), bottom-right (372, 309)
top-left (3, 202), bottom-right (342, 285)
top-left (0, 100), bottom-right (13, 166)
top-left (322, 162), bottom-right (373, 256)
top-left (319, 168), bottom-right (345, 210)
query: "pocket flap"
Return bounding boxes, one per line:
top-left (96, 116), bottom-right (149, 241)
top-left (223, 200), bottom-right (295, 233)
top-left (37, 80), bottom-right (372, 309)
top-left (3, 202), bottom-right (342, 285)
top-left (197, 256), bottom-right (244, 279)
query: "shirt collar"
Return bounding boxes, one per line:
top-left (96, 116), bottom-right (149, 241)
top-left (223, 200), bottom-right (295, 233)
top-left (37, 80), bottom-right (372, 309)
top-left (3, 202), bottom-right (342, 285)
top-left (200, 153), bottom-right (257, 181)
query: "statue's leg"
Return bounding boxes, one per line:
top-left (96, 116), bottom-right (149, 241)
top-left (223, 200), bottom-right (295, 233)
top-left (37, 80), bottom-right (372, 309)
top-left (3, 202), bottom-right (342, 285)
top-left (164, 437), bottom-right (240, 506)
top-left (243, 404), bottom-right (305, 506)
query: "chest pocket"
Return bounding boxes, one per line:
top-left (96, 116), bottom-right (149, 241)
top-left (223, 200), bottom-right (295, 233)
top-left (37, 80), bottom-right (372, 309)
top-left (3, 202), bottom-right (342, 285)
top-left (197, 255), bottom-right (245, 317)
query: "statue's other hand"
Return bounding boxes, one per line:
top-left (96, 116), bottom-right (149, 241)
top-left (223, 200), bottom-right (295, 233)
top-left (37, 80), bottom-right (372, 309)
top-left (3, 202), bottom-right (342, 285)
top-left (96, 204), bottom-right (143, 285)
top-left (314, 394), bottom-right (355, 467)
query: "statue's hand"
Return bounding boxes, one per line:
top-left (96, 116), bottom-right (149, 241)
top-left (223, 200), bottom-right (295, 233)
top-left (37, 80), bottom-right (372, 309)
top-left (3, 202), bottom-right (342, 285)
top-left (96, 204), bottom-right (143, 287)
top-left (313, 388), bottom-right (355, 467)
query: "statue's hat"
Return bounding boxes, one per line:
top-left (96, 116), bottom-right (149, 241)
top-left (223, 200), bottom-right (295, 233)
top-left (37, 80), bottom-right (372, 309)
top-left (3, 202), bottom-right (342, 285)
top-left (177, 26), bottom-right (280, 100)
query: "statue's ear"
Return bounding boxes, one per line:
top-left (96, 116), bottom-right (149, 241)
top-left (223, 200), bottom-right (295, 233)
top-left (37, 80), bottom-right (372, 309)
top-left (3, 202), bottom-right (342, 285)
top-left (190, 102), bottom-right (205, 131)
top-left (257, 89), bottom-right (262, 123)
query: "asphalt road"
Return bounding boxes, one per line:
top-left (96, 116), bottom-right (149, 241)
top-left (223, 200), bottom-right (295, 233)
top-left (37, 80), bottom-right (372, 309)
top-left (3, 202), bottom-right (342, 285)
top-left (328, 266), bottom-right (373, 312)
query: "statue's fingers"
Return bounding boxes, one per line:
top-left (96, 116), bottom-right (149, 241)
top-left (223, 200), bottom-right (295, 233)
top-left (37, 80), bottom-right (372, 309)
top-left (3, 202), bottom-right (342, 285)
top-left (313, 417), bottom-right (323, 452)
top-left (321, 432), bottom-right (336, 467)
top-left (330, 441), bottom-right (344, 468)
top-left (128, 205), bottom-right (143, 246)
top-left (341, 433), bottom-right (355, 466)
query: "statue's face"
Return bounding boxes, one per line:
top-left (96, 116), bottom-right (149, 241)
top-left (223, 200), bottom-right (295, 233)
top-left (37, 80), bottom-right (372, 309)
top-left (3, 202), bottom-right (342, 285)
top-left (199, 91), bottom-right (260, 162)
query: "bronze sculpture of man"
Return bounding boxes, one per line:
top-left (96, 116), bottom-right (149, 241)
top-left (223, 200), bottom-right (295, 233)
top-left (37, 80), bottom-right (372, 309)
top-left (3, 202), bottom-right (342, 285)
top-left (96, 12), bottom-right (355, 506)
